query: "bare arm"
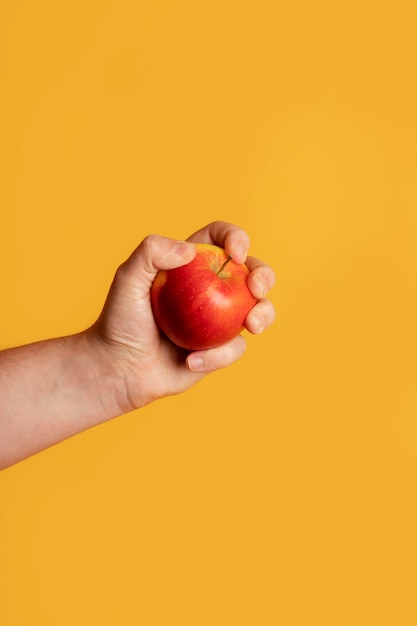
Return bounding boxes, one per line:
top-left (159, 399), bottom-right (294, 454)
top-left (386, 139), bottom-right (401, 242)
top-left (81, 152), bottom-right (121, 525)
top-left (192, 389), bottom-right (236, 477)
top-left (0, 333), bottom-right (127, 468)
top-left (0, 221), bottom-right (276, 469)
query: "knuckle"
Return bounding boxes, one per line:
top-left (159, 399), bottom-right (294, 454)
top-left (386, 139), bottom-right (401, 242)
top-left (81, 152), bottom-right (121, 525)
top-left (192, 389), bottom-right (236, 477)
top-left (114, 259), bottom-right (129, 283)
top-left (141, 233), bottom-right (158, 256)
top-left (139, 234), bottom-right (161, 275)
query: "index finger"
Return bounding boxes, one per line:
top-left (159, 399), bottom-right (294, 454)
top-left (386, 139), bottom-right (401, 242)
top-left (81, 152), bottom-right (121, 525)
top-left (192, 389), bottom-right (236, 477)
top-left (186, 220), bottom-right (250, 265)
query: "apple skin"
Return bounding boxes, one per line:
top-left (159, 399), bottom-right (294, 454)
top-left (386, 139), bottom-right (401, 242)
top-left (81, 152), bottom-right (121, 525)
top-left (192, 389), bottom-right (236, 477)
top-left (150, 243), bottom-right (257, 351)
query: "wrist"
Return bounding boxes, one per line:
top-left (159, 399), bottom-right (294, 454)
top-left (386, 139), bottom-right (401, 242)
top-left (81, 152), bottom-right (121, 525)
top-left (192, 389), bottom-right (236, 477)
top-left (77, 329), bottom-right (137, 419)
top-left (0, 332), bottom-right (137, 468)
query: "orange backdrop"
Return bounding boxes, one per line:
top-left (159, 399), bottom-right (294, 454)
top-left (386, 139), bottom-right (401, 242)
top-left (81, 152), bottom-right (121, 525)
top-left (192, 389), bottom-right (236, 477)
top-left (1, 1), bottom-right (417, 624)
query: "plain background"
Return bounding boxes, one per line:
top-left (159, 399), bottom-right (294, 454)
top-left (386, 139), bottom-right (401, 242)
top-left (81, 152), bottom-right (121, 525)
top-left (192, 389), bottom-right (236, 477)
top-left (1, 1), bottom-right (417, 624)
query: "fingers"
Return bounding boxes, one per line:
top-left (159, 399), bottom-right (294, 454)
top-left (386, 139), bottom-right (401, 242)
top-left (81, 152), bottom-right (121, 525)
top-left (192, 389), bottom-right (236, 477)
top-left (186, 335), bottom-right (247, 373)
top-left (187, 223), bottom-right (276, 339)
top-left (115, 225), bottom-right (276, 340)
top-left (244, 256), bottom-right (276, 334)
top-left (246, 256), bottom-right (276, 299)
top-left (187, 220), bottom-right (250, 264)
top-left (118, 235), bottom-right (196, 290)
top-left (134, 235), bottom-right (196, 272)
top-left (245, 299), bottom-right (276, 335)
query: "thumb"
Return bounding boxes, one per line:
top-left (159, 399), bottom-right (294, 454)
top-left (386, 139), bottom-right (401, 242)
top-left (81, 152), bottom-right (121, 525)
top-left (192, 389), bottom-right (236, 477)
top-left (118, 235), bottom-right (196, 292)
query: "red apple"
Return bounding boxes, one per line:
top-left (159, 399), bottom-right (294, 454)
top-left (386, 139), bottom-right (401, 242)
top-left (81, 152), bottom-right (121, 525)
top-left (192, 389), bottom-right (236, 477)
top-left (150, 243), bottom-right (257, 351)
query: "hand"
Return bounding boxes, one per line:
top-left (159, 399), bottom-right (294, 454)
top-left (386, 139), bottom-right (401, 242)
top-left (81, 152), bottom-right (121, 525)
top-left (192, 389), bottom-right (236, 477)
top-left (0, 220), bottom-right (275, 468)
top-left (91, 221), bottom-right (276, 413)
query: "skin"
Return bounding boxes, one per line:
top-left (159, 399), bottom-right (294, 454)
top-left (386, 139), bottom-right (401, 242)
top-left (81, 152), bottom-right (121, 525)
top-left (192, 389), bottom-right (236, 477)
top-left (0, 221), bottom-right (276, 469)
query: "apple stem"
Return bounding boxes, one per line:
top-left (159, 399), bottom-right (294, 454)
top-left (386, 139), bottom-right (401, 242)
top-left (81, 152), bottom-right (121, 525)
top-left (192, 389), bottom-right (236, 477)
top-left (217, 255), bottom-right (233, 275)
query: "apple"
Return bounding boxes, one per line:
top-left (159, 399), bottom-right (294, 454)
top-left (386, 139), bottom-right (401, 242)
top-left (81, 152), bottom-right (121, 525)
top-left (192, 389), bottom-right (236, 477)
top-left (150, 243), bottom-right (257, 351)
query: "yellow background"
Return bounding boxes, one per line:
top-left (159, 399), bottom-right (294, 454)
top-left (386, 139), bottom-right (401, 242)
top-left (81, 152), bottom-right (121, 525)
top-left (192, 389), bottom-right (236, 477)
top-left (1, 1), bottom-right (417, 624)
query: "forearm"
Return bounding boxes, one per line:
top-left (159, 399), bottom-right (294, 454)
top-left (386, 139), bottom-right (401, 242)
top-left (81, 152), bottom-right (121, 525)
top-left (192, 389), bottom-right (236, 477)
top-left (0, 223), bottom-right (276, 469)
top-left (0, 332), bottom-right (127, 469)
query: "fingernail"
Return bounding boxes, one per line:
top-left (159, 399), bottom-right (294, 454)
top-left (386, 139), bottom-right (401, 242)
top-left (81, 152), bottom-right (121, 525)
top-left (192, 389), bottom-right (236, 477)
top-left (251, 313), bottom-right (265, 334)
top-left (175, 241), bottom-right (194, 259)
top-left (254, 276), bottom-right (266, 299)
top-left (188, 355), bottom-right (205, 371)
top-left (234, 242), bottom-right (247, 264)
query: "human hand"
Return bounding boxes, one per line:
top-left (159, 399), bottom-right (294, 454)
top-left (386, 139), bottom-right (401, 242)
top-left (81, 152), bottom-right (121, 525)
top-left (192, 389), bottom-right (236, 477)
top-left (90, 221), bottom-right (276, 413)
top-left (0, 221), bottom-right (275, 467)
